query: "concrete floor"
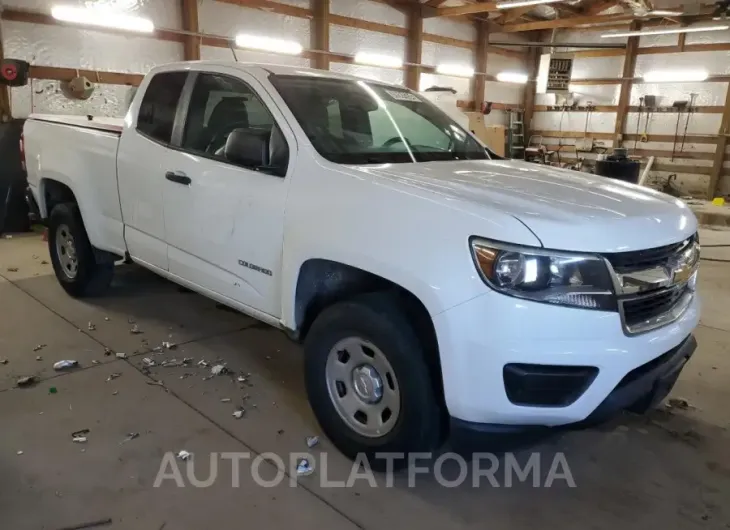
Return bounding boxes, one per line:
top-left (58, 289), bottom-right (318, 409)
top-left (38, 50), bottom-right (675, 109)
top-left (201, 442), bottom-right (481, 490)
top-left (0, 232), bottom-right (729, 530)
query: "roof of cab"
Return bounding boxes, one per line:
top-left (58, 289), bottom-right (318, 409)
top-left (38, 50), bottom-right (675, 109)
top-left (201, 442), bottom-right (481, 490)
top-left (148, 60), bottom-right (405, 88)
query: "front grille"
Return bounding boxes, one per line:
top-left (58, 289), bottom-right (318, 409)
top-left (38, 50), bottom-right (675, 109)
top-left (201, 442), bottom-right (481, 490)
top-left (604, 235), bottom-right (695, 272)
top-left (621, 285), bottom-right (688, 329)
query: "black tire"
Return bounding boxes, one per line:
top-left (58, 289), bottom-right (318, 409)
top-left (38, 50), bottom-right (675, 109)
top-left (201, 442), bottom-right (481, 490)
top-left (48, 202), bottom-right (114, 297)
top-left (304, 292), bottom-right (444, 469)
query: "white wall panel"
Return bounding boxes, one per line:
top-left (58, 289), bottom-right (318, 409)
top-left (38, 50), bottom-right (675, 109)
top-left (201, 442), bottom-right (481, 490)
top-left (485, 81), bottom-right (522, 105)
top-left (424, 18), bottom-right (475, 41)
top-left (485, 53), bottom-right (522, 76)
top-left (631, 82), bottom-right (727, 107)
top-left (624, 112), bottom-right (721, 136)
top-left (532, 111), bottom-right (616, 133)
top-left (571, 56), bottom-right (623, 79)
top-left (635, 51), bottom-right (730, 77)
top-left (331, 0), bottom-right (406, 28)
top-left (555, 30), bottom-right (626, 46)
top-left (570, 85), bottom-right (621, 105)
top-left (1, 0), bottom-right (182, 29)
top-left (329, 62), bottom-right (404, 86)
top-left (639, 33), bottom-right (679, 48)
top-left (11, 81), bottom-right (133, 118)
top-left (199, 0), bottom-right (309, 44)
top-left (330, 25), bottom-right (406, 60)
top-left (686, 30), bottom-right (730, 45)
top-left (421, 41), bottom-right (472, 68)
top-left (200, 45), bottom-right (311, 68)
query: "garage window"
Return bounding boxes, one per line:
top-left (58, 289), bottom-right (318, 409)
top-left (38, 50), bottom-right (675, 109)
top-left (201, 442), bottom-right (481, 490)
top-left (136, 71), bottom-right (187, 144)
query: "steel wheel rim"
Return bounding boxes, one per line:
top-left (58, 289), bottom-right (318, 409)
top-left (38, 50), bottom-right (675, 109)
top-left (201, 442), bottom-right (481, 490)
top-left (325, 337), bottom-right (401, 438)
top-left (55, 224), bottom-right (78, 279)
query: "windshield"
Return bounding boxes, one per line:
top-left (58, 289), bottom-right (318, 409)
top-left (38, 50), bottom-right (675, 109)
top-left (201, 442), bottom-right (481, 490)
top-left (269, 74), bottom-right (490, 165)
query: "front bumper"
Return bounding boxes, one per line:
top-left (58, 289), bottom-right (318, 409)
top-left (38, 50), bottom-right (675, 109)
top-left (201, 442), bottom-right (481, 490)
top-left (433, 287), bottom-right (700, 426)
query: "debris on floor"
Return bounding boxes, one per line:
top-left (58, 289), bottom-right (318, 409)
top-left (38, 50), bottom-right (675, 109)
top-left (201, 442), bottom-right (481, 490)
top-left (54, 517), bottom-right (113, 530)
top-left (104, 316), bottom-right (110, 321)
top-left (104, 348), bottom-right (113, 356)
top-left (48, 386), bottom-right (57, 394)
top-left (162, 341), bottom-right (177, 350)
top-left (146, 379), bottom-right (165, 387)
top-left (666, 397), bottom-right (693, 410)
top-left (115, 352), bottom-right (127, 359)
top-left (16, 451), bottom-right (23, 455)
top-left (54, 360), bottom-right (79, 371)
top-left (142, 357), bottom-right (156, 367)
top-left (177, 450), bottom-right (192, 461)
top-left (220, 398), bottom-right (231, 403)
top-left (306, 436), bottom-right (319, 448)
top-left (211, 364), bottom-right (228, 376)
top-left (87, 321), bottom-right (96, 331)
top-left (296, 458), bottom-right (314, 476)
top-left (106, 373), bottom-right (121, 382)
top-left (6, 267), bottom-right (18, 272)
top-left (36, 356), bottom-right (42, 361)
top-left (233, 409), bottom-right (245, 419)
top-left (120, 432), bottom-right (139, 444)
top-left (197, 360), bottom-right (209, 368)
top-left (33, 344), bottom-right (46, 352)
top-left (0, 358), bottom-right (8, 364)
top-left (16, 376), bottom-right (38, 387)
top-left (92, 360), bottom-right (100, 365)
top-left (40, 260), bottom-right (48, 265)
top-left (130, 324), bottom-right (143, 334)
top-left (72, 429), bottom-right (89, 443)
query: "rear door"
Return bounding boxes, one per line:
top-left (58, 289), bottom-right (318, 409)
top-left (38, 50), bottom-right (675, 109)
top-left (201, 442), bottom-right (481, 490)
top-left (161, 67), bottom-right (295, 317)
top-left (117, 71), bottom-right (188, 271)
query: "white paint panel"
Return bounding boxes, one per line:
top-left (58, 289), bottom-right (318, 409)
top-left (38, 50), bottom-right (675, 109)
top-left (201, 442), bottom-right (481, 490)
top-left (485, 81), bottom-right (523, 105)
top-left (200, 45), bottom-right (311, 68)
top-left (532, 111), bottom-right (616, 134)
top-left (555, 30), bottom-right (626, 45)
top-left (423, 17), bottom-right (475, 41)
top-left (421, 41), bottom-right (472, 68)
top-left (329, 62), bottom-right (404, 86)
top-left (199, 1), bottom-right (310, 44)
top-left (490, 32), bottom-right (530, 44)
top-left (330, 25), bottom-right (406, 60)
top-left (331, 0), bottom-right (406, 28)
top-left (631, 82), bottom-right (728, 106)
top-left (1, 0), bottom-right (182, 29)
top-left (571, 56), bottom-right (623, 79)
top-left (485, 53), bottom-right (523, 76)
top-left (686, 30), bottom-right (730, 45)
top-left (632, 141), bottom-right (716, 153)
top-left (635, 51), bottom-right (730, 77)
top-left (420, 73), bottom-right (471, 100)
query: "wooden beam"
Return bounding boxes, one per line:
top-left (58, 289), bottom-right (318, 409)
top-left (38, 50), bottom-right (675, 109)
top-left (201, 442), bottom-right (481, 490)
top-left (533, 130), bottom-right (719, 144)
top-left (709, 84), bottom-right (730, 198)
top-left (472, 20), bottom-right (489, 110)
top-left (29, 65), bottom-right (144, 86)
top-left (311, 0), bottom-right (330, 70)
top-left (504, 13), bottom-right (636, 32)
top-left (523, 47), bottom-right (540, 141)
top-left (496, 5), bottom-right (534, 24)
top-left (426, 2), bottom-right (499, 18)
top-left (614, 21), bottom-right (640, 143)
top-left (180, 0), bottom-right (200, 61)
top-left (405, 5), bottom-right (422, 90)
top-left (678, 32), bottom-right (686, 52)
top-left (0, 22), bottom-right (11, 122)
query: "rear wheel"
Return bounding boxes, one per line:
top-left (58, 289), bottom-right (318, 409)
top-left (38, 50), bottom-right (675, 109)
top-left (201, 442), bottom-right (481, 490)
top-left (48, 203), bottom-right (114, 297)
top-left (304, 292), bottom-right (444, 469)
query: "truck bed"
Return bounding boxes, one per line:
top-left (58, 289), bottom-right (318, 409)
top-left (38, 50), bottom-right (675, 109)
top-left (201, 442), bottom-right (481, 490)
top-left (24, 114), bottom-right (127, 257)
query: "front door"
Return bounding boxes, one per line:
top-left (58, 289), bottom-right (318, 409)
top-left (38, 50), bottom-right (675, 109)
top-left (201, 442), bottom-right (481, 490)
top-left (162, 68), bottom-right (293, 318)
top-left (117, 71), bottom-right (188, 271)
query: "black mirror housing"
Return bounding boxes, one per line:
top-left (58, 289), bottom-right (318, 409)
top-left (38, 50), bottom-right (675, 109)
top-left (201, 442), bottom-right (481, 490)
top-left (224, 128), bottom-right (270, 168)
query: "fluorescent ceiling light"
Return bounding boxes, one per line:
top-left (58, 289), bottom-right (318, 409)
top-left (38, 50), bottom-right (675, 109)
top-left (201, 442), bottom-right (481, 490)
top-left (497, 71), bottom-right (528, 84)
top-left (647, 10), bottom-right (684, 16)
top-left (51, 5), bottom-right (154, 32)
top-left (435, 64), bottom-right (475, 77)
top-left (601, 24), bottom-right (729, 38)
top-left (496, 0), bottom-right (563, 9)
top-left (235, 35), bottom-right (303, 55)
top-left (643, 70), bottom-right (709, 82)
top-left (354, 52), bottom-right (403, 68)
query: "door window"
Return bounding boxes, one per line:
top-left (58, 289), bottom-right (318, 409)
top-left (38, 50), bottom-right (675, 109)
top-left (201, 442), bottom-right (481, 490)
top-left (136, 71), bottom-right (187, 144)
top-left (181, 73), bottom-right (288, 174)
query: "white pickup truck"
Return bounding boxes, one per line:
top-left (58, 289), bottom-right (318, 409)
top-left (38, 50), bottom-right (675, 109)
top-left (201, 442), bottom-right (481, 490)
top-left (24, 61), bottom-right (700, 462)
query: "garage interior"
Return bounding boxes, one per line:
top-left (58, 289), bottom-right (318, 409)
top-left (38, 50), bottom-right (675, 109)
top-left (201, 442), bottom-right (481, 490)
top-left (1, 0), bottom-right (730, 529)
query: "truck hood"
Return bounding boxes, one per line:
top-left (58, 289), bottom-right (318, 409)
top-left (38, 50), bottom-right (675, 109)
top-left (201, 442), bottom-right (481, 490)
top-left (353, 159), bottom-right (697, 253)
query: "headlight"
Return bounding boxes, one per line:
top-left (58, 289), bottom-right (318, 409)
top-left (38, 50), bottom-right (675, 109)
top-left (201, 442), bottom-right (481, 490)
top-left (470, 238), bottom-right (616, 311)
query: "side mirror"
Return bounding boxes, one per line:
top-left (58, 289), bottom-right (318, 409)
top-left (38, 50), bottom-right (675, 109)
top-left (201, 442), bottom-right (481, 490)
top-left (224, 128), bottom-right (270, 169)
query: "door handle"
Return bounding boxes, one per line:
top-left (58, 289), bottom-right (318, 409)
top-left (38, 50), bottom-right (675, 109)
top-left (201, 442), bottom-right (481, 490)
top-left (165, 171), bottom-right (191, 185)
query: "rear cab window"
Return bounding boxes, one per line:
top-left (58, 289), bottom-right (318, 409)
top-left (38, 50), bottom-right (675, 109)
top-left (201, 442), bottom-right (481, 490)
top-left (136, 71), bottom-right (187, 144)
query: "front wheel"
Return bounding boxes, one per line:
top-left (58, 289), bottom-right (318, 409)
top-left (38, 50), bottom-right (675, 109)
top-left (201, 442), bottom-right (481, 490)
top-left (304, 293), bottom-right (444, 469)
top-left (48, 202), bottom-right (114, 297)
